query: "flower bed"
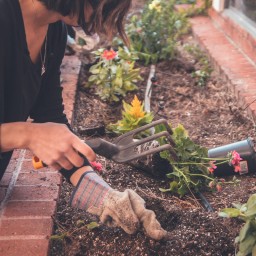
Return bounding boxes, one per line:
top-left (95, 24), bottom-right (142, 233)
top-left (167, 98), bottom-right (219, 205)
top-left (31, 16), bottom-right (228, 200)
top-left (49, 1), bottom-right (256, 255)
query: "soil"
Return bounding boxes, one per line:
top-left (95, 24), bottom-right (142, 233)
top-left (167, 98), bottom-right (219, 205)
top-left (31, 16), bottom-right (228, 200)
top-left (50, 2), bottom-right (256, 256)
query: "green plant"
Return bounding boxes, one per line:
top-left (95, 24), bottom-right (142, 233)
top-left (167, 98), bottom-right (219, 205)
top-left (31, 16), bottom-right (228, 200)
top-left (184, 44), bottom-right (213, 86)
top-left (175, 0), bottom-right (196, 4)
top-left (107, 95), bottom-right (154, 135)
top-left (219, 194), bottom-right (256, 256)
top-left (177, 0), bottom-right (213, 17)
top-left (86, 47), bottom-right (143, 102)
top-left (155, 123), bottom-right (241, 196)
top-left (125, 0), bottom-right (189, 65)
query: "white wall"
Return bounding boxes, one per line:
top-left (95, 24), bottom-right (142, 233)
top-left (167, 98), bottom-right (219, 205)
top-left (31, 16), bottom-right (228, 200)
top-left (212, 0), bottom-right (225, 12)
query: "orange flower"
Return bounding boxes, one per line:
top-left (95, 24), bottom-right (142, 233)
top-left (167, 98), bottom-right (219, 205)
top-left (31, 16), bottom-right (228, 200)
top-left (102, 49), bottom-right (117, 60)
top-left (128, 95), bottom-right (145, 118)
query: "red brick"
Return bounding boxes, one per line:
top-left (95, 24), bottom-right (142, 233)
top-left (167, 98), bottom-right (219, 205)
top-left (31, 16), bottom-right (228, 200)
top-left (0, 218), bottom-right (53, 236)
top-left (24, 150), bottom-right (34, 159)
top-left (5, 159), bottom-right (18, 174)
top-left (20, 159), bottom-right (57, 173)
top-left (16, 172), bottom-right (61, 186)
top-left (62, 90), bottom-right (76, 104)
top-left (0, 173), bottom-right (13, 187)
top-left (0, 187), bottom-right (7, 202)
top-left (61, 80), bottom-right (77, 91)
top-left (3, 201), bottom-right (57, 217)
top-left (0, 239), bottom-right (49, 256)
top-left (191, 14), bottom-right (256, 121)
top-left (208, 8), bottom-right (256, 64)
top-left (9, 186), bottom-right (60, 201)
top-left (61, 73), bottom-right (79, 87)
top-left (11, 150), bottom-right (22, 159)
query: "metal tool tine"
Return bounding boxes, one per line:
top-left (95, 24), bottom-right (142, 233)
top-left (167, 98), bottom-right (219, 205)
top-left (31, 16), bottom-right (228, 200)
top-left (113, 144), bottom-right (173, 163)
top-left (114, 119), bottom-right (173, 144)
top-left (120, 131), bottom-right (172, 150)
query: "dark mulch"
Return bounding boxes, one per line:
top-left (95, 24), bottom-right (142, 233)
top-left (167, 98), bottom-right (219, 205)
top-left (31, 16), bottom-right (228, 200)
top-left (49, 2), bottom-right (256, 256)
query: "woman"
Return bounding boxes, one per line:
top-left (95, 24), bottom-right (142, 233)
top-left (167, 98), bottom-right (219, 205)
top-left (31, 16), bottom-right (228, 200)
top-left (0, 0), bottom-right (167, 240)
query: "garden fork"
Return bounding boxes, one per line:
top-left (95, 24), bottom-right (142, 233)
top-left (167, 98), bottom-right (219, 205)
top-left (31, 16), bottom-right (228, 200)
top-left (32, 119), bottom-right (176, 168)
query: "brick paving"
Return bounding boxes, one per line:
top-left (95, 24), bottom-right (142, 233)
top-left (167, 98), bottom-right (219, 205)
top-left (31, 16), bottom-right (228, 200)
top-left (0, 8), bottom-right (255, 256)
top-left (0, 55), bottom-right (81, 256)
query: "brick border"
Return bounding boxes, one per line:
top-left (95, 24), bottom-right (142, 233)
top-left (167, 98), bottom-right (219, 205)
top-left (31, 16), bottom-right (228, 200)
top-left (0, 55), bottom-right (81, 256)
top-left (190, 11), bottom-right (256, 123)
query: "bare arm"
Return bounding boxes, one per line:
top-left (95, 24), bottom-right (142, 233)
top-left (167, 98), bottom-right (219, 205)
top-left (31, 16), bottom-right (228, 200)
top-left (1, 122), bottom-right (96, 171)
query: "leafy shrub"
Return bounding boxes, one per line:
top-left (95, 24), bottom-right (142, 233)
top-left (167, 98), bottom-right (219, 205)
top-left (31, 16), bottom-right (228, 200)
top-left (184, 44), bottom-right (213, 86)
top-left (86, 47), bottom-right (143, 102)
top-left (125, 0), bottom-right (189, 64)
top-left (156, 123), bottom-right (241, 196)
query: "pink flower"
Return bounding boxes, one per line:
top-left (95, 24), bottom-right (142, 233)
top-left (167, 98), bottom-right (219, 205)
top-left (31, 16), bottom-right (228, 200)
top-left (90, 161), bottom-right (103, 172)
top-left (209, 181), bottom-right (214, 188)
top-left (209, 161), bottom-right (217, 169)
top-left (231, 151), bottom-right (243, 166)
top-left (102, 49), bottom-right (117, 60)
top-left (234, 165), bottom-right (241, 173)
top-left (216, 184), bottom-right (222, 192)
top-left (229, 151), bottom-right (242, 173)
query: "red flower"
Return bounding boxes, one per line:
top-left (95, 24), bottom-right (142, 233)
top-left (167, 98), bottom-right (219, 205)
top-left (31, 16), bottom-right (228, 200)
top-left (102, 49), bottom-right (117, 60)
top-left (208, 160), bottom-right (217, 174)
top-left (208, 167), bottom-right (215, 174)
top-left (90, 161), bottom-right (103, 172)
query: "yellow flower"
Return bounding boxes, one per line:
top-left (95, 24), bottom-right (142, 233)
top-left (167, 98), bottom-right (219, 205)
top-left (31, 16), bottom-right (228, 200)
top-left (149, 0), bottom-right (162, 12)
top-left (128, 95), bottom-right (145, 118)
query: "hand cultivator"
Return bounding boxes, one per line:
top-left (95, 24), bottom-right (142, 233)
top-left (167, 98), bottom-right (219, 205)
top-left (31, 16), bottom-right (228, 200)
top-left (32, 119), bottom-right (177, 169)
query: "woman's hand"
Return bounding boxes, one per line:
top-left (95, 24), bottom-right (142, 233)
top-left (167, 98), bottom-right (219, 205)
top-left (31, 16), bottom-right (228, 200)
top-left (71, 169), bottom-right (167, 240)
top-left (26, 122), bottom-right (96, 170)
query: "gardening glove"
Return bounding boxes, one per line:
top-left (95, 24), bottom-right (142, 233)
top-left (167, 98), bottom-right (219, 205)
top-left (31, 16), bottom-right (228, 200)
top-left (70, 170), bottom-right (167, 240)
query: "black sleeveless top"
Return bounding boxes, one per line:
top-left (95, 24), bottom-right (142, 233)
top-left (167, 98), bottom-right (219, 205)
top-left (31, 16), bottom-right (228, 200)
top-left (0, 0), bottom-right (69, 180)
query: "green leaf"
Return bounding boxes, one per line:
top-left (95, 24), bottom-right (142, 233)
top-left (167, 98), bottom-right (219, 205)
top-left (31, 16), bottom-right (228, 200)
top-left (159, 188), bottom-right (171, 192)
top-left (245, 194), bottom-right (256, 217)
top-left (238, 233), bottom-right (256, 255)
top-left (86, 221), bottom-right (100, 230)
top-left (239, 221), bottom-right (251, 242)
top-left (50, 232), bottom-right (68, 240)
top-left (252, 244), bottom-right (256, 256)
top-left (218, 208), bottom-right (241, 218)
top-left (177, 183), bottom-right (188, 197)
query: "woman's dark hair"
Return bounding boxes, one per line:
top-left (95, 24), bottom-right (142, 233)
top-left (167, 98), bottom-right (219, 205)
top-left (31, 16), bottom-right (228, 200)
top-left (38, 0), bottom-right (132, 45)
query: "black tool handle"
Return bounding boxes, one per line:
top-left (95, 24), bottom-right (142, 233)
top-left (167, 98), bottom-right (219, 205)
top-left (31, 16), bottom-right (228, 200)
top-left (86, 138), bottom-right (119, 160)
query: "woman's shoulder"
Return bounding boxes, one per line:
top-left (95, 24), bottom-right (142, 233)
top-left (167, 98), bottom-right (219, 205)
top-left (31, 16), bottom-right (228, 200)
top-left (49, 21), bottom-right (67, 41)
top-left (0, 0), bottom-right (11, 24)
top-left (0, 0), bottom-right (21, 33)
top-left (0, 0), bottom-right (16, 44)
top-left (47, 21), bottom-right (67, 65)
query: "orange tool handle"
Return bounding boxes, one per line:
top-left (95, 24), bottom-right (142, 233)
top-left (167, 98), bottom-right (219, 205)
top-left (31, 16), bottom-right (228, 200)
top-left (32, 156), bottom-right (46, 169)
